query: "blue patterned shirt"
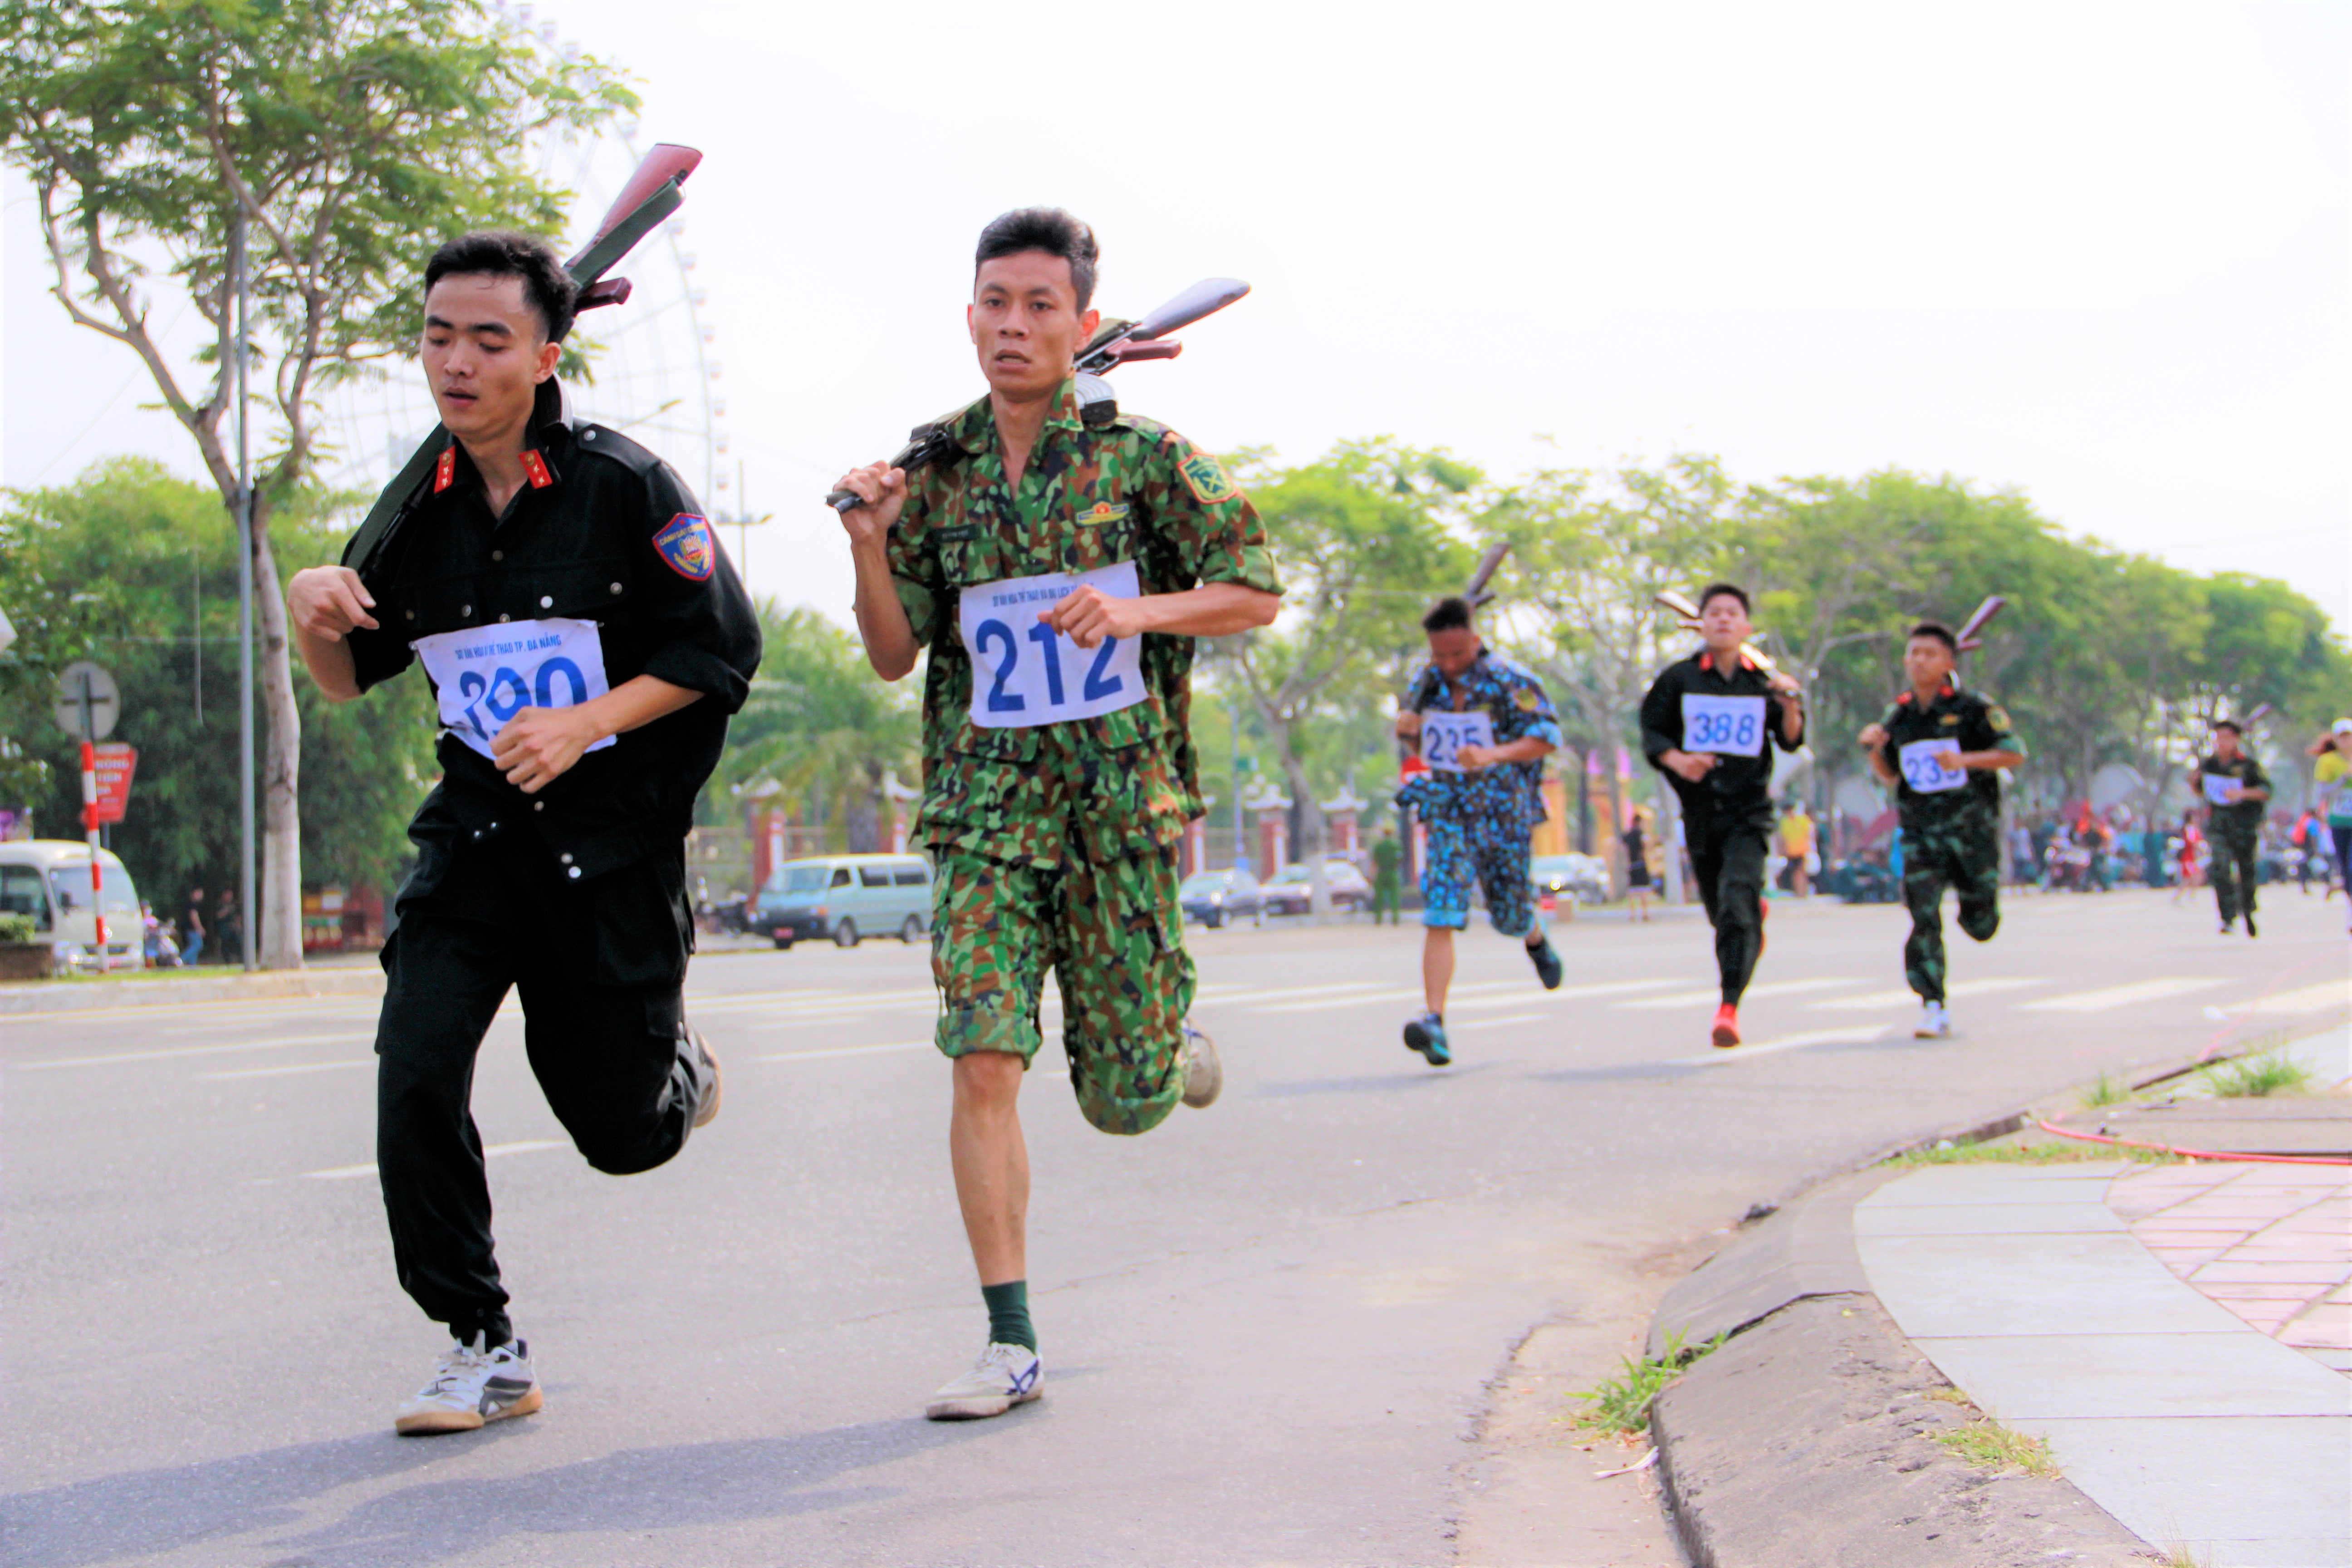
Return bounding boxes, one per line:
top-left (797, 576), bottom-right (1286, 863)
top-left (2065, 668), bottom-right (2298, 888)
top-left (1396, 650), bottom-right (1562, 829)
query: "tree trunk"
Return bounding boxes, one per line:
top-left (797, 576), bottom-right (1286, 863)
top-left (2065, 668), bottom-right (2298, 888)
top-left (249, 506), bottom-right (305, 969)
top-left (1279, 745), bottom-right (1332, 914)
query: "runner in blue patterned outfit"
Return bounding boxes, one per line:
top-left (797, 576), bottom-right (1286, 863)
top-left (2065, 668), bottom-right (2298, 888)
top-left (1393, 597), bottom-right (1564, 1066)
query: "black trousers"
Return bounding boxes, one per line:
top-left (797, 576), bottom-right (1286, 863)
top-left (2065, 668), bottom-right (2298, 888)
top-left (2209, 830), bottom-right (2260, 924)
top-left (1687, 809), bottom-right (1769, 1004)
top-left (375, 822), bottom-right (704, 1346)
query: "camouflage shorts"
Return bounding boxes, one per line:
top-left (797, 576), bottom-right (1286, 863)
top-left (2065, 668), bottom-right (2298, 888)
top-left (929, 845), bottom-right (1195, 1136)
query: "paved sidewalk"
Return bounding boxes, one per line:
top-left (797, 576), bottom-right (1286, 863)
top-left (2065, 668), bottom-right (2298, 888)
top-left (1856, 1161), bottom-right (2352, 1568)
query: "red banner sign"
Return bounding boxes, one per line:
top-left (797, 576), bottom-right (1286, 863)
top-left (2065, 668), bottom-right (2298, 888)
top-left (90, 742), bottom-right (137, 825)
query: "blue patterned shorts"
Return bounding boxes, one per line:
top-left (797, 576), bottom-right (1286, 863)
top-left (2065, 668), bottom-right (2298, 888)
top-left (1420, 815), bottom-right (1538, 937)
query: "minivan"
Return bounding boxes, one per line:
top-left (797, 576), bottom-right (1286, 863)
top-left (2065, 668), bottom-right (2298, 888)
top-left (0, 840), bottom-right (145, 973)
top-left (752, 854), bottom-right (932, 948)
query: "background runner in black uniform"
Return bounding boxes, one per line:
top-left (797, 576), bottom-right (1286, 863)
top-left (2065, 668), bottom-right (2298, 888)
top-left (1639, 583), bottom-right (1805, 1048)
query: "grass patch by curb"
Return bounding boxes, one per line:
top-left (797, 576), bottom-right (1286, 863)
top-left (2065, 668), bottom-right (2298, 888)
top-left (1569, 1327), bottom-right (1726, 1436)
top-left (1933, 1416), bottom-right (2062, 1479)
top-left (1884, 1140), bottom-right (2184, 1167)
top-left (2076, 1070), bottom-right (2132, 1109)
top-left (2197, 1046), bottom-right (2313, 1099)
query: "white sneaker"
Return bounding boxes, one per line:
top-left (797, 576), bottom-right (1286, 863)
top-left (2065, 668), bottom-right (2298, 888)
top-left (394, 1334), bottom-right (542, 1435)
top-left (925, 1341), bottom-right (1043, 1421)
top-left (1180, 1022), bottom-right (1222, 1108)
top-left (1914, 1001), bottom-right (1950, 1039)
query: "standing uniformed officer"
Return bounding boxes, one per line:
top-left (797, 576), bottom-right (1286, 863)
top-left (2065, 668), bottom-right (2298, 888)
top-left (1639, 583), bottom-right (1806, 1048)
top-left (831, 209), bottom-right (1282, 1421)
top-left (2197, 720), bottom-right (2271, 936)
top-left (1858, 622), bottom-right (2024, 1038)
top-left (287, 231), bottom-right (761, 1435)
top-left (1393, 596), bottom-right (1564, 1067)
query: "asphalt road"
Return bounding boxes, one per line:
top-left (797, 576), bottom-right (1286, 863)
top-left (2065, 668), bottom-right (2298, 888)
top-left (5, 886), bottom-right (2347, 1567)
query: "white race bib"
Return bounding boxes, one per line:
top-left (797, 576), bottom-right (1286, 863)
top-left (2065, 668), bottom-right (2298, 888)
top-left (2202, 772), bottom-right (2240, 807)
top-left (1420, 710), bottom-right (1497, 773)
top-left (414, 617), bottom-right (615, 762)
top-left (959, 562), bottom-right (1148, 730)
top-left (1898, 738), bottom-right (1968, 794)
top-left (1682, 693), bottom-right (1767, 757)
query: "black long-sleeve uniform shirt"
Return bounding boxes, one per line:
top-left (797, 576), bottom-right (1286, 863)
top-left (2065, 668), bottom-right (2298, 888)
top-left (1640, 648), bottom-right (1804, 832)
top-left (342, 380), bottom-right (762, 881)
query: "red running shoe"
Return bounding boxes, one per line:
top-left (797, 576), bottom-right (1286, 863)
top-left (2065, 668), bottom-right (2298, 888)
top-left (1711, 1003), bottom-right (1741, 1049)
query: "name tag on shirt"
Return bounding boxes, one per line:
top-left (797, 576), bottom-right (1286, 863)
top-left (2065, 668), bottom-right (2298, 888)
top-left (1421, 710), bottom-right (1497, 772)
top-left (1898, 738), bottom-right (1968, 794)
top-left (2202, 772), bottom-right (2241, 806)
top-left (1682, 693), bottom-right (1767, 757)
top-left (958, 561), bottom-right (1148, 730)
top-left (413, 617), bottom-right (615, 762)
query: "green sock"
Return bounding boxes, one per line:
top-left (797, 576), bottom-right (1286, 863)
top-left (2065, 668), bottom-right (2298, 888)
top-left (981, 1279), bottom-right (1035, 1351)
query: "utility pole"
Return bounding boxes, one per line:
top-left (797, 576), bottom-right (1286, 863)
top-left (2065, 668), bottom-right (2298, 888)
top-left (234, 209), bottom-right (257, 972)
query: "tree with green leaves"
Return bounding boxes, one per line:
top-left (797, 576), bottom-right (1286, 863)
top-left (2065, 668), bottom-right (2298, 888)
top-left (0, 0), bottom-right (630, 964)
top-left (719, 603), bottom-right (921, 853)
top-left (0, 458), bottom-right (439, 924)
top-left (1219, 441), bottom-right (1473, 911)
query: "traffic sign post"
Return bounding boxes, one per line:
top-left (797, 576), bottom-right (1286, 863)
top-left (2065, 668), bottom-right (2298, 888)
top-left (53, 663), bottom-right (126, 972)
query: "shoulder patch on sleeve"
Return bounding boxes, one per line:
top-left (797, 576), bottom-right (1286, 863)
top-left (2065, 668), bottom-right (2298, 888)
top-left (652, 513), bottom-right (717, 582)
top-left (1515, 687), bottom-right (1541, 712)
top-left (1988, 705), bottom-right (2012, 731)
top-left (1177, 450), bottom-right (1240, 505)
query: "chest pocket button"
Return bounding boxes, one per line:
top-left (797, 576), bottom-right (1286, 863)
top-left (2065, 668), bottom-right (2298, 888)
top-left (540, 596), bottom-right (554, 609)
top-left (609, 583), bottom-right (623, 595)
top-left (498, 613), bottom-right (510, 624)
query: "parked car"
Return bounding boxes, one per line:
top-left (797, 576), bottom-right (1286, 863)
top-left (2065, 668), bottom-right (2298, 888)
top-left (1178, 866), bottom-right (1264, 928)
top-left (752, 854), bottom-right (932, 948)
top-left (0, 840), bottom-right (144, 973)
top-left (1261, 859), bottom-right (1373, 916)
top-left (1530, 852), bottom-right (1609, 903)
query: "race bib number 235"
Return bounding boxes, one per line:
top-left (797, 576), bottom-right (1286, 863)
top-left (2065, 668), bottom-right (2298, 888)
top-left (958, 562), bottom-right (1148, 730)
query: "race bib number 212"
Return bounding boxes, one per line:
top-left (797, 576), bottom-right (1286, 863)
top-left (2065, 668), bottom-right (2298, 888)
top-left (959, 562), bottom-right (1148, 730)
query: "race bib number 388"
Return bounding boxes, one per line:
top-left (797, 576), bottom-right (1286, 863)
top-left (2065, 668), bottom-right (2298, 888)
top-left (1681, 693), bottom-right (1767, 757)
top-left (414, 617), bottom-right (615, 761)
top-left (958, 561), bottom-right (1148, 730)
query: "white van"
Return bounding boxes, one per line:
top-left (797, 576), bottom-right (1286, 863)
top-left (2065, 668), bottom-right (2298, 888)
top-left (750, 853), bottom-right (932, 949)
top-left (0, 840), bottom-right (144, 973)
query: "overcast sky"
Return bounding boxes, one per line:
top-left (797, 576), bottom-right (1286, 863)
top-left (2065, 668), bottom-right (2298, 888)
top-left (6, 0), bottom-right (2346, 632)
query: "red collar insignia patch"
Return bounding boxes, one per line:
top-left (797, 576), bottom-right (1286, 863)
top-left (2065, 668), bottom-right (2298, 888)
top-left (434, 447), bottom-right (456, 494)
top-left (519, 450), bottom-right (553, 489)
top-left (652, 513), bottom-right (716, 582)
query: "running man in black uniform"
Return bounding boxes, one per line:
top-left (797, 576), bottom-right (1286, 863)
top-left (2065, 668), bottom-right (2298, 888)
top-left (2196, 720), bottom-right (2271, 936)
top-left (288, 233), bottom-right (761, 1434)
top-left (1639, 584), bottom-right (1805, 1048)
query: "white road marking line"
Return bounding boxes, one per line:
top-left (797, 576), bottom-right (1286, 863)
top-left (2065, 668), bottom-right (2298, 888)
top-left (2205, 979), bottom-right (2352, 1018)
top-left (1247, 979), bottom-right (1529, 1014)
top-left (1615, 979), bottom-right (1863, 1010)
top-left (1449, 980), bottom-right (1674, 1012)
top-left (1809, 978), bottom-right (2047, 1011)
top-left (1253, 988), bottom-right (1426, 1013)
top-left (202, 1059), bottom-right (374, 1080)
top-left (18, 1032), bottom-right (377, 1069)
top-left (2020, 977), bottom-right (2225, 1013)
top-left (754, 1041), bottom-right (933, 1063)
top-left (302, 1139), bottom-right (564, 1181)
top-left (1668, 1024), bottom-right (1893, 1066)
top-left (1455, 1014), bottom-right (1547, 1029)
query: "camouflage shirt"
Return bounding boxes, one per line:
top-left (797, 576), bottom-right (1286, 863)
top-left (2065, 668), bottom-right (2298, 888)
top-left (1875, 684), bottom-right (2022, 830)
top-left (886, 379), bottom-right (1282, 868)
top-left (2196, 751), bottom-right (2270, 843)
top-left (1394, 650), bottom-right (1561, 831)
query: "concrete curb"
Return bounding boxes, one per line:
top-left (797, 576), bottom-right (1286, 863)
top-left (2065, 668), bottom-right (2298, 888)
top-left (0, 967), bottom-right (385, 1016)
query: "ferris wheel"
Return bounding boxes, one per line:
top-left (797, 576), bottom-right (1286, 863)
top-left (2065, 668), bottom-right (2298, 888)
top-left (314, 18), bottom-right (730, 524)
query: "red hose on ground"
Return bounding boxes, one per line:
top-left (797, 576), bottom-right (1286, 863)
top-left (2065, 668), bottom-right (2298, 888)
top-left (2033, 1118), bottom-right (2351, 1168)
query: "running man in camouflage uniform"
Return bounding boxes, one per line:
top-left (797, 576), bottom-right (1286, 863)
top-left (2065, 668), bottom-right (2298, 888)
top-left (2196, 720), bottom-right (2271, 937)
top-left (1858, 622), bottom-right (2024, 1038)
top-left (1393, 596), bottom-right (1564, 1067)
top-left (833, 209), bottom-right (1281, 1422)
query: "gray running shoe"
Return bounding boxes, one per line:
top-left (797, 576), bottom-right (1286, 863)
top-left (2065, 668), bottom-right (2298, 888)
top-left (926, 1341), bottom-right (1043, 1421)
top-left (1403, 1013), bottom-right (1451, 1067)
top-left (1527, 936), bottom-right (1563, 990)
top-left (689, 1029), bottom-right (722, 1128)
top-left (1179, 1023), bottom-right (1222, 1108)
